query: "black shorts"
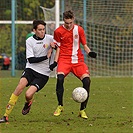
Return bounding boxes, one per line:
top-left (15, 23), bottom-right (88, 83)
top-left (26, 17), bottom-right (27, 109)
top-left (21, 68), bottom-right (49, 92)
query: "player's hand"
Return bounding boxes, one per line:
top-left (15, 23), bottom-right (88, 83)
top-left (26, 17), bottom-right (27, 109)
top-left (88, 52), bottom-right (97, 58)
top-left (50, 42), bottom-right (57, 50)
top-left (49, 61), bottom-right (57, 71)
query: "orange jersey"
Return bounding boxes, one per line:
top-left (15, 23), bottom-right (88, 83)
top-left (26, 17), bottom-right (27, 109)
top-left (54, 24), bottom-right (87, 63)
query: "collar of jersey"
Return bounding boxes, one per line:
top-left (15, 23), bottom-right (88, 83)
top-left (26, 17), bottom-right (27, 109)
top-left (33, 34), bottom-right (45, 40)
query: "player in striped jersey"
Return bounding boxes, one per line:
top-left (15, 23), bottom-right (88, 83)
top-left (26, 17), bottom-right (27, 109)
top-left (50, 10), bottom-right (97, 119)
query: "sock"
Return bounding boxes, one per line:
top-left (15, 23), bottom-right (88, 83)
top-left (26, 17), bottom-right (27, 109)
top-left (26, 98), bottom-right (33, 104)
top-left (4, 93), bottom-right (18, 117)
top-left (80, 77), bottom-right (91, 110)
top-left (56, 74), bottom-right (64, 106)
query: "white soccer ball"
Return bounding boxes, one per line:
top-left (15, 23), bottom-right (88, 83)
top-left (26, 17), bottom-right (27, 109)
top-left (72, 87), bottom-right (88, 103)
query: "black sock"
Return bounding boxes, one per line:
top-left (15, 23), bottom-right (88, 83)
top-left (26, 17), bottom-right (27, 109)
top-left (56, 74), bottom-right (65, 106)
top-left (80, 77), bottom-right (91, 110)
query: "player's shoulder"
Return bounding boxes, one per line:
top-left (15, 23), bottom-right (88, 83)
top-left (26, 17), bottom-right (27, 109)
top-left (74, 24), bottom-right (84, 33)
top-left (26, 35), bottom-right (34, 42)
top-left (75, 24), bottom-right (84, 30)
top-left (45, 34), bottom-right (53, 38)
top-left (45, 34), bottom-right (53, 41)
top-left (54, 25), bottom-right (64, 32)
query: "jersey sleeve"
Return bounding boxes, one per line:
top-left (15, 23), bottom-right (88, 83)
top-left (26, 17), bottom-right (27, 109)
top-left (54, 30), bottom-right (61, 47)
top-left (79, 26), bottom-right (87, 45)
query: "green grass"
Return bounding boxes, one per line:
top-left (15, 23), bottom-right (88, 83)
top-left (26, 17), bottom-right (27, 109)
top-left (0, 71), bottom-right (133, 133)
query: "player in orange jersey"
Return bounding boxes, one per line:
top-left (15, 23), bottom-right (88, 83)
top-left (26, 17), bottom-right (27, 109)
top-left (50, 10), bottom-right (97, 119)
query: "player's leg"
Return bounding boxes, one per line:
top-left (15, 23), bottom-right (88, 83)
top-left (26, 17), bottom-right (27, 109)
top-left (54, 61), bottom-right (71, 116)
top-left (5, 77), bottom-right (28, 116)
top-left (79, 76), bottom-right (91, 119)
top-left (56, 74), bottom-right (65, 106)
top-left (22, 86), bottom-right (37, 115)
top-left (54, 74), bottom-right (65, 116)
top-left (0, 77), bottom-right (28, 123)
top-left (22, 73), bottom-right (49, 115)
top-left (72, 62), bottom-right (90, 119)
top-left (80, 76), bottom-right (91, 110)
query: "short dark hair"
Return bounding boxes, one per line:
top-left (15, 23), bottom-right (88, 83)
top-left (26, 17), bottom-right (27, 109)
top-left (33, 20), bottom-right (46, 30)
top-left (63, 10), bottom-right (74, 20)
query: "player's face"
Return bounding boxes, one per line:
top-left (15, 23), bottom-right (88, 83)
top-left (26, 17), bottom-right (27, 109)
top-left (64, 18), bottom-right (74, 30)
top-left (35, 24), bottom-right (46, 38)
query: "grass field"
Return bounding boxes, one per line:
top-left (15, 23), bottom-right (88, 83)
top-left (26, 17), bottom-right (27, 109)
top-left (0, 71), bottom-right (132, 133)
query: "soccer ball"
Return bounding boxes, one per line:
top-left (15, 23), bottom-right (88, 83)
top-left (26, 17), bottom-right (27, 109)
top-left (72, 87), bottom-right (88, 103)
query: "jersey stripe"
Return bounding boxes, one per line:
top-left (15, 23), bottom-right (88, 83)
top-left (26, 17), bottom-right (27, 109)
top-left (71, 25), bottom-right (79, 63)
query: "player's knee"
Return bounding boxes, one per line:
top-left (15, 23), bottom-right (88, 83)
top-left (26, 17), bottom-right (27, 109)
top-left (57, 74), bottom-right (64, 84)
top-left (25, 90), bottom-right (33, 100)
top-left (82, 77), bottom-right (91, 85)
top-left (82, 77), bottom-right (91, 92)
top-left (56, 74), bottom-right (64, 91)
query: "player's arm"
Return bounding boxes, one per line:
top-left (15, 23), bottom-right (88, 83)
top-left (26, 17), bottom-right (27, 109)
top-left (26, 38), bottom-right (51, 63)
top-left (83, 44), bottom-right (97, 58)
top-left (83, 44), bottom-right (91, 54)
top-left (28, 56), bottom-right (48, 63)
top-left (26, 42), bottom-right (48, 63)
top-left (80, 26), bottom-right (97, 58)
top-left (28, 47), bottom-right (53, 63)
top-left (50, 42), bottom-right (57, 50)
top-left (49, 30), bottom-right (61, 70)
top-left (54, 46), bottom-right (60, 62)
top-left (49, 47), bottom-right (60, 71)
top-left (26, 41), bottom-right (47, 63)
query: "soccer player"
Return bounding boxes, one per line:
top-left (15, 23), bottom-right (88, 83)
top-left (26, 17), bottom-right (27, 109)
top-left (50, 10), bottom-right (97, 119)
top-left (0, 20), bottom-right (54, 123)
